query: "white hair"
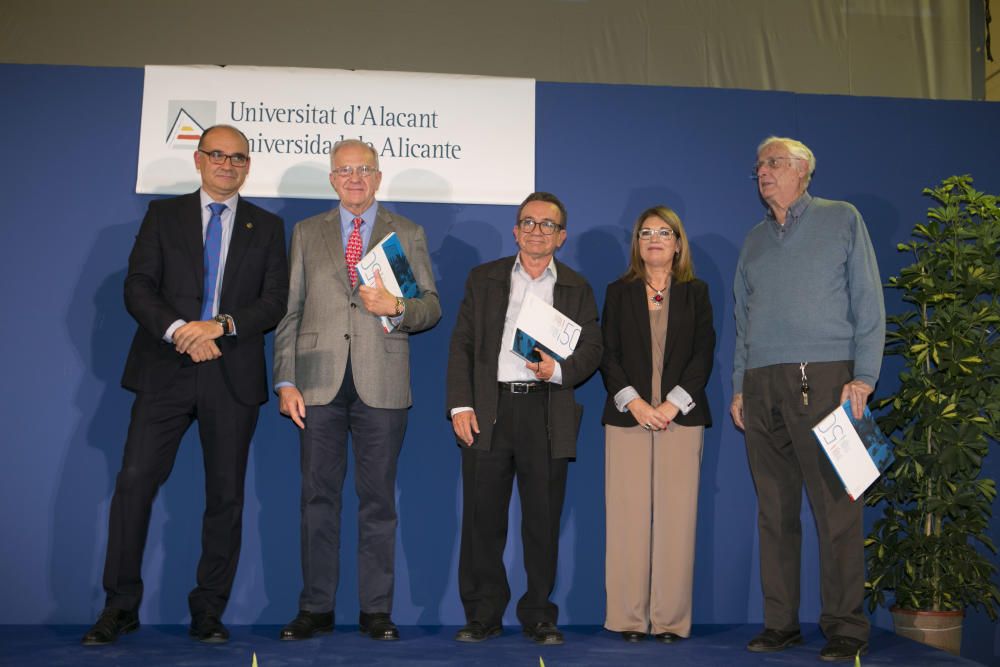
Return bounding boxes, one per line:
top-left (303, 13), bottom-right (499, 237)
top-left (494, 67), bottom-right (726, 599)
top-left (757, 136), bottom-right (816, 183)
top-left (330, 139), bottom-right (380, 169)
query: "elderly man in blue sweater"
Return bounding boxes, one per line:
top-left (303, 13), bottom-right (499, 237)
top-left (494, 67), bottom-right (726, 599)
top-left (731, 136), bottom-right (884, 663)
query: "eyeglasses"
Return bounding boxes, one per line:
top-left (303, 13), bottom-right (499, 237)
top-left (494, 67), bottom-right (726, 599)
top-left (198, 149), bottom-right (249, 167)
top-left (752, 156), bottom-right (804, 176)
top-left (638, 228), bottom-right (676, 241)
top-left (518, 218), bottom-right (564, 235)
top-left (332, 165), bottom-right (380, 178)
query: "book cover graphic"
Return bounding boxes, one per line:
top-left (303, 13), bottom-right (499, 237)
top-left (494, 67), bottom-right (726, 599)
top-left (512, 330), bottom-right (565, 363)
top-left (355, 232), bottom-right (419, 333)
top-left (812, 399), bottom-right (895, 501)
top-left (511, 292), bottom-right (581, 364)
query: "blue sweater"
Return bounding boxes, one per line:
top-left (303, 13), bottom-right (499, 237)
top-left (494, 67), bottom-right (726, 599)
top-left (732, 192), bottom-right (885, 392)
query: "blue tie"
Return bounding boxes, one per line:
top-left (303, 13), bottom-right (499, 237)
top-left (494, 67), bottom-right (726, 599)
top-left (200, 202), bottom-right (227, 321)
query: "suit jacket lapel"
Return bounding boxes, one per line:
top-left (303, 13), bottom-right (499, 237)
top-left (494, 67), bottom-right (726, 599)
top-left (368, 205), bottom-right (393, 253)
top-left (552, 259), bottom-right (576, 315)
top-left (182, 192), bottom-right (206, 289)
top-left (629, 280), bottom-right (653, 372)
top-left (319, 208), bottom-right (351, 292)
top-left (219, 197), bottom-right (252, 307)
top-left (663, 280), bottom-right (684, 364)
top-left (484, 258), bottom-right (514, 362)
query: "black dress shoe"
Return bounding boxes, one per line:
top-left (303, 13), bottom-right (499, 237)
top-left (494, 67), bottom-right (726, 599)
top-left (359, 612), bottom-right (399, 641)
top-left (820, 635), bottom-right (869, 662)
top-left (280, 610), bottom-right (334, 640)
top-left (746, 628), bottom-right (804, 652)
top-left (654, 631), bottom-right (682, 644)
top-left (455, 621), bottom-right (503, 642)
top-left (523, 621), bottom-right (564, 645)
top-left (189, 614), bottom-right (229, 644)
top-left (621, 630), bottom-right (646, 642)
top-left (81, 608), bottom-right (139, 645)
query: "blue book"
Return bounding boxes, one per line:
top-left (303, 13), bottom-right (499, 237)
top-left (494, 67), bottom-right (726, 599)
top-left (812, 399), bottom-right (894, 501)
top-left (355, 232), bottom-right (420, 333)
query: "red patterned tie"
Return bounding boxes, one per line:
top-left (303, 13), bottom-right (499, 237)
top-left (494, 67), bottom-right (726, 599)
top-left (345, 216), bottom-right (364, 288)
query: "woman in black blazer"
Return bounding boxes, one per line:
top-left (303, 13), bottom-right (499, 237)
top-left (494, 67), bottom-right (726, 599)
top-left (599, 205), bottom-right (715, 644)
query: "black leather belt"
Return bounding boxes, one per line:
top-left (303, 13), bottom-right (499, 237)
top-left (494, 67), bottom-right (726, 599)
top-left (498, 381), bottom-right (545, 394)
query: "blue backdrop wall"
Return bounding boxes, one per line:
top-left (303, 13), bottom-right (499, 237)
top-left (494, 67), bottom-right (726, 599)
top-left (1, 64), bottom-right (998, 663)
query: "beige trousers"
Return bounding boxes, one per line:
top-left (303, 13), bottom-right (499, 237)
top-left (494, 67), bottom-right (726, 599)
top-left (604, 422), bottom-right (704, 636)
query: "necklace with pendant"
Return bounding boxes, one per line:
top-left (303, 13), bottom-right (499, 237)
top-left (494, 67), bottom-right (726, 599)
top-left (646, 280), bottom-right (669, 304)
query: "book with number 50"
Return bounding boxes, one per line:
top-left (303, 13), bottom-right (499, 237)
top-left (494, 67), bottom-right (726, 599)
top-left (812, 399), bottom-right (895, 501)
top-left (511, 292), bottom-right (582, 364)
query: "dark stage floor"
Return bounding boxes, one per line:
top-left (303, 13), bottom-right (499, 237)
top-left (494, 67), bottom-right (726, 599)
top-left (0, 624), bottom-right (984, 666)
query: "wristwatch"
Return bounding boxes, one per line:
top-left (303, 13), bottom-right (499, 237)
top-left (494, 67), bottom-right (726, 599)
top-left (214, 313), bottom-right (232, 335)
top-left (393, 297), bottom-right (405, 317)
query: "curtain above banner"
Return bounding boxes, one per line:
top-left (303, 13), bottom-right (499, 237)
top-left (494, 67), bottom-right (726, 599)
top-left (137, 65), bottom-right (535, 205)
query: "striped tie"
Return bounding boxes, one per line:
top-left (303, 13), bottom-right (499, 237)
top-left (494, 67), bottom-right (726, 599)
top-left (345, 216), bottom-right (364, 288)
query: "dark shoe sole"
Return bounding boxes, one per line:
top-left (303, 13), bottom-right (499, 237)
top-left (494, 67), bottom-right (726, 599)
top-left (455, 627), bottom-right (503, 643)
top-left (533, 635), bottom-right (564, 645)
top-left (189, 624), bottom-right (230, 644)
top-left (746, 634), bottom-right (804, 653)
top-left (280, 628), bottom-right (332, 641)
top-left (820, 645), bottom-right (869, 662)
top-left (81, 620), bottom-right (140, 646)
top-left (523, 629), bottom-right (564, 645)
top-left (359, 612), bottom-right (399, 641)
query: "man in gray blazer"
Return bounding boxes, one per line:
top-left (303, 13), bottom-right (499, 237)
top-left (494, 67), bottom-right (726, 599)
top-left (273, 139), bottom-right (441, 641)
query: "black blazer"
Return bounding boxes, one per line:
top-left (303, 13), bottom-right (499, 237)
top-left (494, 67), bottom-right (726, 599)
top-left (121, 191), bottom-right (289, 406)
top-left (600, 277), bottom-right (715, 428)
top-left (446, 256), bottom-right (603, 459)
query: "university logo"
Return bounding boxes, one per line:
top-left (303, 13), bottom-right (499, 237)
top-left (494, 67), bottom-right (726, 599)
top-left (166, 101), bottom-right (216, 149)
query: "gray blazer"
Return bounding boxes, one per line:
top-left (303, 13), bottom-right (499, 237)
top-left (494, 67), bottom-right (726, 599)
top-left (273, 204), bottom-right (441, 409)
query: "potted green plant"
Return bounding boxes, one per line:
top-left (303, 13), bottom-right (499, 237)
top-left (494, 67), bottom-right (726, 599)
top-left (865, 175), bottom-right (1000, 655)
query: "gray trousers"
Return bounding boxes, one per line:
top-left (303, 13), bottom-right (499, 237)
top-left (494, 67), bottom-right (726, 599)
top-left (742, 360), bottom-right (869, 641)
top-left (297, 357), bottom-right (407, 614)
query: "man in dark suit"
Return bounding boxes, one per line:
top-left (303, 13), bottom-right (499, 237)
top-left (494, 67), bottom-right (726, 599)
top-left (82, 125), bottom-right (288, 646)
top-left (273, 139), bottom-right (440, 642)
top-left (446, 191), bottom-right (602, 645)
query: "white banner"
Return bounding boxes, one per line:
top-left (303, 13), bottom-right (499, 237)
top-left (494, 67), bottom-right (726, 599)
top-left (137, 65), bottom-right (535, 205)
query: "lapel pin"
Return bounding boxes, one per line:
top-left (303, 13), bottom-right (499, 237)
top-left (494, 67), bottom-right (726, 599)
top-left (246, 222), bottom-right (253, 229)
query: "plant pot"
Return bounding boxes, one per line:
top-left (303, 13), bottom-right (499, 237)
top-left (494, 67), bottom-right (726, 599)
top-left (890, 606), bottom-right (964, 655)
